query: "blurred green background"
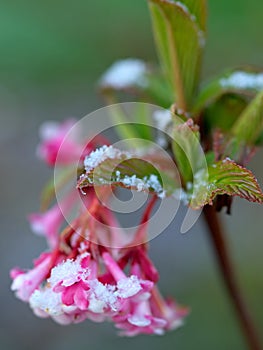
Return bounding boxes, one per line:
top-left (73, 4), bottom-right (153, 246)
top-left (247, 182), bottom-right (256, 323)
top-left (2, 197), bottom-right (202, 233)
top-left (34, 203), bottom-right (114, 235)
top-left (1, 1), bottom-right (263, 349)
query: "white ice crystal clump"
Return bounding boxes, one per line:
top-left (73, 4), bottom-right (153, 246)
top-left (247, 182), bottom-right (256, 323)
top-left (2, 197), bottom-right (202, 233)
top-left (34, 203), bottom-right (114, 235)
top-left (120, 175), bottom-right (148, 192)
top-left (87, 280), bottom-right (118, 313)
top-left (118, 173), bottom-right (166, 199)
top-left (220, 71), bottom-right (263, 90)
top-left (84, 146), bottom-right (166, 198)
top-left (153, 109), bottom-right (172, 132)
top-left (173, 188), bottom-right (189, 205)
top-left (48, 253), bottom-right (90, 287)
top-left (30, 288), bottom-right (63, 316)
top-left (117, 276), bottom-right (142, 298)
top-left (84, 145), bottom-right (131, 173)
top-left (100, 59), bottom-right (147, 89)
top-left (153, 109), bottom-right (173, 148)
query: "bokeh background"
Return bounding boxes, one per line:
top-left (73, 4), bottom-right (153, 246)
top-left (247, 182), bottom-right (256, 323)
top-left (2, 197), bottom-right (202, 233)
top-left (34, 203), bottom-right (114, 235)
top-left (1, 1), bottom-right (263, 349)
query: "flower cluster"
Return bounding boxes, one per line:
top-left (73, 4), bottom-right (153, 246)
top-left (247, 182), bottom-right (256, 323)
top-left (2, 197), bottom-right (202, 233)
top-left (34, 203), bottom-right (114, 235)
top-left (11, 239), bottom-right (187, 335)
top-left (10, 120), bottom-right (188, 336)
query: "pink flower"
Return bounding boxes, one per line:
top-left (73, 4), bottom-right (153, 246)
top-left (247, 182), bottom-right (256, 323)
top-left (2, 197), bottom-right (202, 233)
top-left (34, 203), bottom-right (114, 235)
top-left (150, 290), bottom-right (189, 332)
top-left (28, 192), bottom-right (76, 248)
top-left (37, 119), bottom-right (83, 166)
top-left (115, 299), bottom-right (167, 336)
top-left (29, 286), bottom-right (88, 325)
top-left (110, 256), bottom-right (188, 336)
top-left (29, 253), bottom-right (92, 323)
top-left (49, 253), bottom-right (91, 311)
top-left (10, 253), bottom-right (52, 302)
top-left (102, 252), bottom-right (153, 300)
top-left (112, 283), bottom-right (188, 336)
top-left (28, 205), bottom-right (63, 248)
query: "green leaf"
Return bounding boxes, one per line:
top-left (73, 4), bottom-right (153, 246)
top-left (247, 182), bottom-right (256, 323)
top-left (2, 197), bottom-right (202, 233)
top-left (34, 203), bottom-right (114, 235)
top-left (101, 103), bottom-right (143, 141)
top-left (179, 0), bottom-right (207, 31)
top-left (194, 67), bottom-right (263, 114)
top-left (190, 159), bottom-right (263, 209)
top-left (77, 146), bottom-right (180, 198)
top-left (148, 0), bottom-right (206, 110)
top-left (143, 70), bottom-right (174, 107)
top-left (172, 119), bottom-right (206, 184)
top-left (231, 90), bottom-right (263, 145)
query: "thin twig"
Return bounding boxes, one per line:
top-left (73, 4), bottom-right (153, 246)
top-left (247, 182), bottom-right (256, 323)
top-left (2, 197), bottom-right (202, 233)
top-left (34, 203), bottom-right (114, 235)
top-left (203, 205), bottom-right (262, 350)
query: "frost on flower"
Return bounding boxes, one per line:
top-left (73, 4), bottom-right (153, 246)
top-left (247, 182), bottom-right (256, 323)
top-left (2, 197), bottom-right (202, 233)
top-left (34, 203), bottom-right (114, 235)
top-left (30, 288), bottom-right (63, 317)
top-left (10, 120), bottom-right (188, 337)
top-left (49, 254), bottom-right (90, 287)
top-left (11, 198), bottom-right (188, 334)
top-left (117, 276), bottom-right (142, 298)
top-left (11, 253), bottom-right (52, 302)
top-left (87, 280), bottom-right (117, 313)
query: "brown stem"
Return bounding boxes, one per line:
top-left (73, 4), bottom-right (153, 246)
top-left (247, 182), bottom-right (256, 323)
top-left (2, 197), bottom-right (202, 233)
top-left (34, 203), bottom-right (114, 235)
top-left (203, 205), bottom-right (262, 350)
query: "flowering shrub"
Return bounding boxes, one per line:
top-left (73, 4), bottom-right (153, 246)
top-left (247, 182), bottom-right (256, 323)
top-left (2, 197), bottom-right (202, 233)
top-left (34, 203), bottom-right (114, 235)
top-left (11, 0), bottom-right (263, 347)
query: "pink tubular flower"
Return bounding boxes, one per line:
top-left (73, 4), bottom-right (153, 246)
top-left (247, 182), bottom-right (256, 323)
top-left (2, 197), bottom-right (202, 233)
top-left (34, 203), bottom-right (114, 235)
top-left (29, 252), bottom-right (92, 324)
top-left (28, 204), bottom-right (63, 248)
top-left (108, 254), bottom-right (188, 336)
top-left (10, 252), bottom-right (52, 302)
top-left (37, 119), bottom-right (83, 166)
top-left (115, 299), bottom-right (167, 336)
top-left (28, 192), bottom-right (76, 248)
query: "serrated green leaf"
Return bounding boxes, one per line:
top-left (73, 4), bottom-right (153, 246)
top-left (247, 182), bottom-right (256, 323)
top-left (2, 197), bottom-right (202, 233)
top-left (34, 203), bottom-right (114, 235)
top-left (172, 119), bottom-right (205, 184)
top-left (194, 67), bottom-right (263, 114)
top-left (148, 0), bottom-right (206, 110)
top-left (231, 90), bottom-right (263, 145)
top-left (190, 159), bottom-right (263, 209)
top-left (78, 146), bottom-right (180, 198)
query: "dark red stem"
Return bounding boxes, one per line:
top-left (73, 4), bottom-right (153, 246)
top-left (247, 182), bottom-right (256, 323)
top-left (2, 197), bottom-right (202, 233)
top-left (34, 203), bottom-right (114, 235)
top-left (203, 205), bottom-right (262, 350)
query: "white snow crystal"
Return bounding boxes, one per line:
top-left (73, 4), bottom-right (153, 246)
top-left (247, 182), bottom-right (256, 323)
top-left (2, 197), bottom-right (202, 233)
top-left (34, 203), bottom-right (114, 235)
top-left (117, 276), bottom-right (142, 298)
top-left (48, 254), bottom-right (90, 287)
top-left (118, 173), bottom-right (165, 199)
top-left (220, 71), bottom-right (263, 90)
top-left (153, 109), bottom-right (172, 132)
top-left (30, 288), bottom-right (63, 316)
top-left (100, 59), bottom-right (147, 89)
top-left (88, 279), bottom-right (118, 313)
top-left (84, 145), bottom-right (130, 173)
top-left (128, 315), bottom-right (151, 327)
